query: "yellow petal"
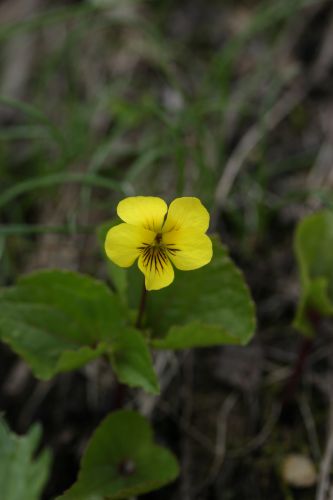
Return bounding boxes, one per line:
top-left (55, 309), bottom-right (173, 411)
top-left (105, 223), bottom-right (155, 267)
top-left (117, 196), bottom-right (168, 232)
top-left (163, 197), bottom-right (210, 233)
top-left (163, 228), bottom-right (213, 270)
top-left (138, 249), bottom-right (174, 290)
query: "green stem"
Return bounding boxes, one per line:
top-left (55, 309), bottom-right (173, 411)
top-left (135, 280), bottom-right (147, 329)
top-left (114, 281), bottom-right (147, 410)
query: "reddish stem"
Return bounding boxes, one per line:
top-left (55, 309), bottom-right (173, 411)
top-left (281, 308), bottom-right (319, 406)
top-left (282, 337), bottom-right (313, 406)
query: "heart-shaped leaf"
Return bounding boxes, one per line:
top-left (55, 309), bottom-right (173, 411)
top-left (146, 237), bottom-right (256, 349)
top-left (0, 270), bottom-right (128, 379)
top-left (0, 418), bottom-right (51, 500)
top-left (58, 410), bottom-right (179, 499)
top-left (0, 270), bottom-right (158, 392)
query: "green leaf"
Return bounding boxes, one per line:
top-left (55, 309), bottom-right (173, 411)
top-left (0, 270), bottom-right (129, 379)
top-left (0, 270), bottom-right (158, 393)
top-left (57, 410), bottom-right (179, 500)
top-left (294, 210), bottom-right (333, 335)
top-left (110, 328), bottom-right (159, 394)
top-left (0, 418), bottom-right (51, 500)
top-left (148, 237), bottom-right (255, 349)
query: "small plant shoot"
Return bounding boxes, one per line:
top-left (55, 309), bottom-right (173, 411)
top-left (294, 210), bottom-right (333, 336)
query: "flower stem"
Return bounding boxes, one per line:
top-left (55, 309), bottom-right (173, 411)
top-left (113, 281), bottom-right (147, 410)
top-left (136, 280), bottom-right (147, 329)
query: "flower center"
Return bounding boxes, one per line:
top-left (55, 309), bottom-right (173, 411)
top-left (140, 243), bottom-right (167, 274)
top-left (137, 233), bottom-right (180, 274)
top-left (154, 232), bottom-right (162, 245)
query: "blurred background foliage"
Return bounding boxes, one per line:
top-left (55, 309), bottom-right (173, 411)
top-left (1, 0), bottom-right (333, 498)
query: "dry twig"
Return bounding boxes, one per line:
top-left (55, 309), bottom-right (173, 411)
top-left (194, 393), bottom-right (238, 496)
top-left (298, 394), bottom-right (322, 464)
top-left (0, 0), bottom-right (41, 118)
top-left (136, 351), bottom-right (179, 417)
top-left (316, 383), bottom-right (333, 500)
top-left (213, 2), bottom-right (333, 213)
top-left (180, 351), bottom-right (195, 500)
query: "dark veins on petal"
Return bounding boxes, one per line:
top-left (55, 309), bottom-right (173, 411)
top-left (166, 243), bottom-right (181, 256)
top-left (137, 232), bottom-right (181, 274)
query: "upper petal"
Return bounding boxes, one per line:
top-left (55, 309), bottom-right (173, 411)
top-left (117, 196), bottom-right (168, 232)
top-left (163, 197), bottom-right (210, 233)
top-left (138, 249), bottom-right (174, 291)
top-left (105, 223), bottom-right (155, 268)
top-left (163, 228), bottom-right (213, 270)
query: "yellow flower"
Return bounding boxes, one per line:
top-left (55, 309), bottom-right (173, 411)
top-left (105, 196), bottom-right (213, 291)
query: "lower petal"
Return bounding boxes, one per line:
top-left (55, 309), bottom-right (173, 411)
top-left (105, 223), bottom-right (155, 267)
top-left (138, 251), bottom-right (174, 291)
top-left (163, 229), bottom-right (213, 270)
